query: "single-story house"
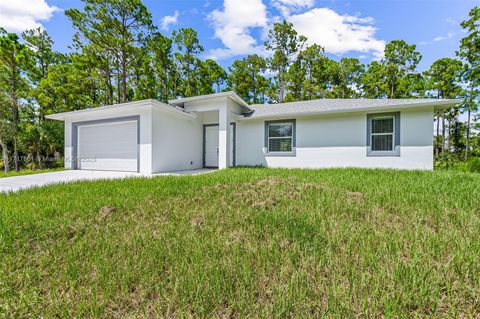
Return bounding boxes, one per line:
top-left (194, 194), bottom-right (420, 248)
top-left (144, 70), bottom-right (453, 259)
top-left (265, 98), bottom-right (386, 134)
top-left (46, 92), bottom-right (461, 173)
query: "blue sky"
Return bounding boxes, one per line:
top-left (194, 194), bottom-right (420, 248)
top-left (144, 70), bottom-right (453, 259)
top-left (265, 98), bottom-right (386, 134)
top-left (0, 0), bottom-right (475, 71)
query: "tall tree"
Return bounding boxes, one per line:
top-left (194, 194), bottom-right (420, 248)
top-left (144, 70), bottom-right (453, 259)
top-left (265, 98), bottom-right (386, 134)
top-left (458, 6), bottom-right (480, 160)
top-left (361, 61), bottom-right (388, 98)
top-left (425, 58), bottom-right (462, 99)
top-left (21, 28), bottom-right (62, 167)
top-left (172, 28), bottom-right (204, 98)
top-left (37, 53), bottom-right (99, 114)
top-left (265, 20), bottom-right (306, 102)
top-left (298, 44), bottom-right (335, 100)
top-left (361, 41), bottom-right (423, 99)
top-left (0, 92), bottom-right (12, 172)
top-left (285, 55), bottom-right (306, 102)
top-left (383, 40), bottom-right (422, 98)
top-left (461, 76), bottom-right (479, 160)
top-left (200, 59), bottom-right (227, 94)
top-left (425, 58), bottom-right (463, 158)
top-left (144, 32), bottom-right (174, 102)
top-left (22, 28), bottom-right (56, 84)
top-left (331, 58), bottom-right (364, 98)
top-left (228, 54), bottom-right (268, 104)
top-left (66, 0), bottom-right (153, 103)
top-left (0, 28), bottom-right (32, 171)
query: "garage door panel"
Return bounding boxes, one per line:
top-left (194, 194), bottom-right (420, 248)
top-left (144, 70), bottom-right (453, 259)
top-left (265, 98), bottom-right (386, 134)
top-left (79, 143), bottom-right (137, 159)
top-left (79, 158), bottom-right (138, 171)
top-left (77, 120), bottom-right (138, 172)
top-left (79, 124), bottom-right (137, 144)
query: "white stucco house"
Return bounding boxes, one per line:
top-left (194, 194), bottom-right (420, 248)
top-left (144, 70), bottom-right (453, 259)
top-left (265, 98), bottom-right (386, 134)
top-left (46, 92), bottom-right (460, 173)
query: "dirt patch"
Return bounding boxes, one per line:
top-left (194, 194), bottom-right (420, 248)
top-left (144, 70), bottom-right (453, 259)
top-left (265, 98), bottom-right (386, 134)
top-left (279, 239), bottom-right (292, 250)
top-left (345, 191), bottom-right (367, 203)
top-left (98, 206), bottom-right (117, 219)
top-left (226, 230), bottom-right (248, 246)
top-left (206, 176), bottom-right (327, 210)
top-left (191, 216), bottom-right (204, 228)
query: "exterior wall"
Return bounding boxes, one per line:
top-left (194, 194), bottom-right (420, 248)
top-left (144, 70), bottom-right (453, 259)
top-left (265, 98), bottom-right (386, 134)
top-left (183, 97), bottom-right (227, 113)
top-left (151, 107), bottom-right (203, 173)
top-left (61, 98), bottom-right (436, 173)
top-left (236, 106), bottom-right (434, 170)
top-left (201, 111), bottom-right (219, 125)
top-left (63, 106), bottom-right (153, 174)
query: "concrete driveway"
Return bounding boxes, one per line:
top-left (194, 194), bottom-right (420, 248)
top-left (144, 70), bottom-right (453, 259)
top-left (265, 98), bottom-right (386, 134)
top-left (0, 169), bottom-right (214, 193)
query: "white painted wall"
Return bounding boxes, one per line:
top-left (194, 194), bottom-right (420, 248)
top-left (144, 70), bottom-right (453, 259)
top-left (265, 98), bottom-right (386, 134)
top-left (236, 106), bottom-right (435, 170)
top-left (63, 106), bottom-right (153, 174)
top-left (151, 107), bottom-right (203, 173)
top-left (218, 103), bottom-right (231, 169)
top-left (201, 111), bottom-right (219, 125)
top-left (184, 97), bottom-right (227, 113)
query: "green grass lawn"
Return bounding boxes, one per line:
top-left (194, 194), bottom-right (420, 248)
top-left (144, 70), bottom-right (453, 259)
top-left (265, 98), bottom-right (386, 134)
top-left (1, 168), bottom-right (479, 317)
top-left (0, 168), bottom-right (62, 178)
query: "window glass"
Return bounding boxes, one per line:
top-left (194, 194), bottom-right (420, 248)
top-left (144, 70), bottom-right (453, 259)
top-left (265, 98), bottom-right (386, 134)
top-left (268, 123), bottom-right (293, 137)
top-left (269, 138), bottom-right (292, 152)
top-left (267, 122), bottom-right (293, 152)
top-left (372, 135), bottom-right (393, 151)
top-left (372, 118), bottom-right (394, 134)
top-left (371, 117), bottom-right (394, 151)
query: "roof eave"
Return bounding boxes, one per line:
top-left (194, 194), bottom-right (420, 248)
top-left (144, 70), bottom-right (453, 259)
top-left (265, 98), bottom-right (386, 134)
top-left (169, 91), bottom-right (252, 111)
top-left (433, 99), bottom-right (463, 111)
top-left (45, 99), bottom-right (196, 121)
top-left (240, 99), bottom-right (462, 121)
top-left (45, 99), bottom-right (155, 121)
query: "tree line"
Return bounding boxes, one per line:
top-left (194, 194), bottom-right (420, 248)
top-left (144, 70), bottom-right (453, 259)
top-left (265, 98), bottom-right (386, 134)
top-left (0, 0), bottom-right (478, 172)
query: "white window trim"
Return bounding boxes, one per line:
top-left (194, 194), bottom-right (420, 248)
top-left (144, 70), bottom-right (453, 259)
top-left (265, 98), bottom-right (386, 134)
top-left (266, 121), bottom-right (295, 155)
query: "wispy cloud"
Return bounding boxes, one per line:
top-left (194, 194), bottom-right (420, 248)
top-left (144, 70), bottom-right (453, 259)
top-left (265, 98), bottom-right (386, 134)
top-left (419, 31), bottom-right (456, 45)
top-left (445, 17), bottom-right (456, 25)
top-left (160, 10), bottom-right (179, 31)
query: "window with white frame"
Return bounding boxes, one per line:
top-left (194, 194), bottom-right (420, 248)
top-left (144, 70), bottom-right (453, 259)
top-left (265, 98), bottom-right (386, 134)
top-left (266, 121), bottom-right (294, 153)
top-left (370, 116), bottom-right (395, 152)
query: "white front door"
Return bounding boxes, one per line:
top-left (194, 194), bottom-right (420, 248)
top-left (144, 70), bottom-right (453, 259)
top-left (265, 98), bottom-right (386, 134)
top-left (204, 125), bottom-right (219, 167)
top-left (77, 120), bottom-right (138, 172)
top-left (204, 124), bottom-right (235, 168)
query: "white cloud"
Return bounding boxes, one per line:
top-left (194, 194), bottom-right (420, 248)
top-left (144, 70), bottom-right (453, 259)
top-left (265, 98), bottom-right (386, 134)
top-left (272, 0), bottom-right (315, 17)
top-left (0, 0), bottom-right (58, 32)
top-left (207, 0), bottom-right (268, 59)
top-left (160, 11), bottom-right (179, 31)
top-left (288, 8), bottom-right (385, 59)
top-left (207, 1), bottom-right (386, 60)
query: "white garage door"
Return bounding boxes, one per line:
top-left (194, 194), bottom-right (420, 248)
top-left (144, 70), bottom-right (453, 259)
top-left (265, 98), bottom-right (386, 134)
top-left (77, 120), bottom-right (138, 172)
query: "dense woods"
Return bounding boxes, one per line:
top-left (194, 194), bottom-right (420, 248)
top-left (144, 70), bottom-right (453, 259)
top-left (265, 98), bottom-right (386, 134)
top-left (0, 1), bottom-right (478, 172)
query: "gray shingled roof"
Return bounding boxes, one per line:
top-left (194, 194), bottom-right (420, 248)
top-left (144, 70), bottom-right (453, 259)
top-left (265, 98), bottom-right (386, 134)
top-left (244, 98), bottom-right (462, 119)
